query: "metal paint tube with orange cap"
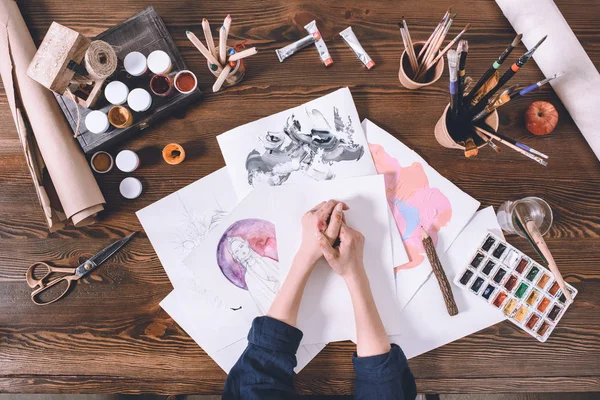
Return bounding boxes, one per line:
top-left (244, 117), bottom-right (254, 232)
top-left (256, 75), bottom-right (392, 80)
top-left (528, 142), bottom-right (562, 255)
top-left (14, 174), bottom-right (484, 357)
top-left (304, 20), bottom-right (333, 67)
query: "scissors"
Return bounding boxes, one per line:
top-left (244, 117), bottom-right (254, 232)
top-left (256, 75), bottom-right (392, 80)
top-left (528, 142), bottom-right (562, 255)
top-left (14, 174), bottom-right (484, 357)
top-left (25, 232), bottom-right (136, 305)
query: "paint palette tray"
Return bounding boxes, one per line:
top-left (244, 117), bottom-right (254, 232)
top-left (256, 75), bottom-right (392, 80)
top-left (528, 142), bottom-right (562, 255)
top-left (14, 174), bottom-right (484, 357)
top-left (454, 231), bottom-right (577, 342)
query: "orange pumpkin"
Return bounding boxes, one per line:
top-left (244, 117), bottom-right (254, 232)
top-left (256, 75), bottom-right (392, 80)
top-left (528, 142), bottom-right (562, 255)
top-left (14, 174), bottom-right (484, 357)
top-left (162, 143), bottom-right (186, 165)
top-left (525, 101), bottom-right (559, 135)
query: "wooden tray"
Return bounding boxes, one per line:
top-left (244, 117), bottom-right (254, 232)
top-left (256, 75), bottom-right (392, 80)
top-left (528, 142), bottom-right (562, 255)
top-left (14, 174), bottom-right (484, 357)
top-left (55, 6), bottom-right (202, 154)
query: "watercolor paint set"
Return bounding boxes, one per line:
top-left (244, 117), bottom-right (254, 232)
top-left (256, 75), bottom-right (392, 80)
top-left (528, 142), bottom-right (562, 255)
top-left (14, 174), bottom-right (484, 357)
top-left (454, 231), bottom-right (577, 342)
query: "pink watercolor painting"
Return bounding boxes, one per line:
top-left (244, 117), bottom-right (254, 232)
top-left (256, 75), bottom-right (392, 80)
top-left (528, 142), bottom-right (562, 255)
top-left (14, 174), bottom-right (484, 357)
top-left (369, 143), bottom-right (452, 273)
top-left (216, 218), bottom-right (280, 314)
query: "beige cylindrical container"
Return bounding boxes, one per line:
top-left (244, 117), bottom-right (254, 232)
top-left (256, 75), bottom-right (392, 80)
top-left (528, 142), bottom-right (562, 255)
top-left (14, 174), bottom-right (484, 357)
top-left (207, 47), bottom-right (246, 88)
top-left (108, 106), bottom-right (134, 128)
top-left (434, 104), bottom-right (500, 150)
top-left (398, 41), bottom-right (444, 90)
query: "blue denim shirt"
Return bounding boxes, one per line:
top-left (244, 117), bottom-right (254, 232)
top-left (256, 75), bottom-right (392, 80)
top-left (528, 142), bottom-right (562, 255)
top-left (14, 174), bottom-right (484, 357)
top-left (223, 316), bottom-right (417, 399)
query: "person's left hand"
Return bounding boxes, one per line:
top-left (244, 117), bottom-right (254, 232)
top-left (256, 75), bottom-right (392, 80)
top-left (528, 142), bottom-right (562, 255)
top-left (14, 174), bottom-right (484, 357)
top-left (297, 200), bottom-right (348, 265)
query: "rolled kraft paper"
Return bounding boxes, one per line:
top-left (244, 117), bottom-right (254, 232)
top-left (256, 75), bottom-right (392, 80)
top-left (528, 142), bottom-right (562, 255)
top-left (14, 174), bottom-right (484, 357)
top-left (496, 0), bottom-right (600, 161)
top-left (0, 0), bottom-right (105, 229)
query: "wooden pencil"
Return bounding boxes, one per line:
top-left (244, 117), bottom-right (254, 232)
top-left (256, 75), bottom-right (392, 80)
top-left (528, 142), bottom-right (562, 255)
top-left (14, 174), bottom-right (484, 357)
top-left (212, 64), bottom-right (232, 92)
top-left (202, 18), bottom-right (217, 58)
top-left (228, 47), bottom-right (257, 62)
top-left (186, 30), bottom-right (221, 68)
top-left (421, 227), bottom-right (459, 316)
top-left (219, 26), bottom-right (227, 65)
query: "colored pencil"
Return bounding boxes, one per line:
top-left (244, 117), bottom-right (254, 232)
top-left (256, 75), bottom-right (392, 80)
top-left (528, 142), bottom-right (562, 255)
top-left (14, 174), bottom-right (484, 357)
top-left (219, 26), bottom-right (227, 65)
top-left (186, 30), bottom-right (221, 69)
top-left (223, 14), bottom-right (232, 38)
top-left (202, 18), bottom-right (217, 58)
top-left (465, 34), bottom-right (522, 105)
top-left (469, 35), bottom-right (548, 117)
top-left (212, 64), bottom-right (232, 92)
top-left (228, 47), bottom-right (258, 62)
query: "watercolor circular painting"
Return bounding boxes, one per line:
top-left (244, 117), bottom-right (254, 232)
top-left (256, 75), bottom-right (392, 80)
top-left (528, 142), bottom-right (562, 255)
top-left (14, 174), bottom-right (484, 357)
top-left (216, 218), bottom-right (279, 290)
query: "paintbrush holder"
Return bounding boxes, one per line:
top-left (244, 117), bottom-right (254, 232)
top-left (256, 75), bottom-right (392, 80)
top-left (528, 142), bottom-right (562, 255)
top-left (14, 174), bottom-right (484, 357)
top-left (398, 41), bottom-right (444, 90)
top-left (434, 104), bottom-right (499, 150)
top-left (207, 47), bottom-right (246, 88)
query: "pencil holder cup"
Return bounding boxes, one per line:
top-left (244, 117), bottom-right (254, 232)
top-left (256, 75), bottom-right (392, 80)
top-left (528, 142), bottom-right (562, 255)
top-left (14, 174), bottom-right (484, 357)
top-left (398, 41), bottom-right (444, 90)
top-left (434, 104), bottom-right (499, 150)
top-left (207, 47), bottom-right (246, 88)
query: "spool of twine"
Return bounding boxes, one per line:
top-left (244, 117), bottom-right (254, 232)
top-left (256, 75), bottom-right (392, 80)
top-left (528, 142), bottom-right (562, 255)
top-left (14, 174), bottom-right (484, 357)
top-left (73, 40), bottom-right (117, 83)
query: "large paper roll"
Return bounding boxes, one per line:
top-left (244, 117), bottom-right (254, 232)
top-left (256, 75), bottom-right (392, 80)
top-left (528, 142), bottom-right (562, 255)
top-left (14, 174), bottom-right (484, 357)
top-left (496, 0), bottom-right (600, 161)
top-left (0, 0), bottom-right (105, 231)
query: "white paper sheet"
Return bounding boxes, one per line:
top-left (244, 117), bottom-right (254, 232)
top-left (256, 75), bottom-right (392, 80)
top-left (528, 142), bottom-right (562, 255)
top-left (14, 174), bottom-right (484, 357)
top-left (362, 119), bottom-right (481, 308)
top-left (217, 87), bottom-right (377, 199)
top-left (390, 207), bottom-right (507, 359)
top-left (496, 0), bottom-right (600, 160)
top-left (136, 168), bottom-right (237, 290)
top-left (271, 175), bottom-right (400, 343)
top-left (161, 288), bottom-right (326, 373)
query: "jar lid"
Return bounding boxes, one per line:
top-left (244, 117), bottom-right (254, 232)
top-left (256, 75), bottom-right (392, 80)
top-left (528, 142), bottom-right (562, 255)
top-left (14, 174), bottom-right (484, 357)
top-left (90, 151), bottom-right (114, 173)
top-left (147, 50), bottom-right (172, 74)
top-left (115, 149), bottom-right (139, 173)
top-left (124, 52), bottom-right (147, 76)
top-left (127, 88), bottom-right (152, 112)
top-left (119, 177), bottom-right (143, 199)
top-left (104, 81), bottom-right (129, 105)
top-left (85, 110), bottom-right (110, 134)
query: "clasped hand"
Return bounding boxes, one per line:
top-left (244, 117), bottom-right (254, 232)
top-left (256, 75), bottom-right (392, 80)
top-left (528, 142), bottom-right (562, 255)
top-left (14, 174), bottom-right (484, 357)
top-left (298, 200), bottom-right (365, 280)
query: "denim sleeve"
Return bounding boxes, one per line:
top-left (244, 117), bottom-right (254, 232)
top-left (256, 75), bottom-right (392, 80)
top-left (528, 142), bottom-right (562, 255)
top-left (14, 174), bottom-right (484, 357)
top-left (223, 316), bottom-right (302, 400)
top-left (353, 344), bottom-right (417, 400)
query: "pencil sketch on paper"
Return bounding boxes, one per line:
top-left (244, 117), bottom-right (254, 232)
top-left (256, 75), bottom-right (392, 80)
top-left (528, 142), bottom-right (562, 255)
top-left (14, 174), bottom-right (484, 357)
top-left (173, 193), bottom-right (228, 254)
top-left (369, 143), bottom-right (452, 272)
top-left (216, 218), bottom-right (280, 314)
top-left (245, 106), bottom-right (365, 187)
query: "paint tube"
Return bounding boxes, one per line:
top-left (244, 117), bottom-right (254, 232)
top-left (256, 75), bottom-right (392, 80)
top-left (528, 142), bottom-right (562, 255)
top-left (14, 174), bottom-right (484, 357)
top-left (304, 20), bottom-right (333, 67)
top-left (275, 33), bottom-right (318, 62)
top-left (339, 27), bottom-right (375, 69)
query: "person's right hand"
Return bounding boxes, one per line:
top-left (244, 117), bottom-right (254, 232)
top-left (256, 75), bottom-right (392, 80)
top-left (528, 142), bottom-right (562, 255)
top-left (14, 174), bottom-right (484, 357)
top-left (317, 221), bottom-right (366, 280)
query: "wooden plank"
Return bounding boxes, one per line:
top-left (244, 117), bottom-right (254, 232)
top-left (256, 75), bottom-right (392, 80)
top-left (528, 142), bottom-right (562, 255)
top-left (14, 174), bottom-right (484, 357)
top-left (0, 0), bottom-right (599, 395)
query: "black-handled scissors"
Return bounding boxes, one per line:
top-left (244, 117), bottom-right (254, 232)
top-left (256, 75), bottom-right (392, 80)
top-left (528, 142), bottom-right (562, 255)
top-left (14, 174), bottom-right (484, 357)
top-left (25, 232), bottom-right (136, 305)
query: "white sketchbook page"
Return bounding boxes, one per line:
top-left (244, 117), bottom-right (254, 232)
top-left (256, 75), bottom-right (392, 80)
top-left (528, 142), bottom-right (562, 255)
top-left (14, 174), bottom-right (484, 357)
top-left (390, 207), bottom-right (507, 359)
top-left (496, 0), bottom-right (600, 161)
top-left (160, 289), bottom-right (326, 373)
top-left (362, 119), bottom-right (480, 308)
top-left (136, 167), bottom-right (237, 290)
top-left (217, 87), bottom-right (377, 199)
top-left (271, 175), bottom-right (400, 343)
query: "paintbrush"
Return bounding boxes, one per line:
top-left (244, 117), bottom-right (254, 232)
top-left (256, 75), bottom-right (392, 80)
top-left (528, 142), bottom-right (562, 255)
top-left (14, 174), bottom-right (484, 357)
top-left (426, 24), bottom-right (471, 72)
top-left (476, 122), bottom-right (548, 159)
top-left (469, 35), bottom-right (548, 117)
top-left (473, 127), bottom-right (501, 153)
top-left (447, 50), bottom-right (459, 120)
top-left (415, 13), bottom-right (456, 80)
top-left (457, 40), bottom-right (468, 114)
top-left (421, 226), bottom-right (459, 316)
top-left (474, 125), bottom-right (548, 165)
top-left (514, 203), bottom-right (572, 302)
top-left (513, 212), bottom-right (549, 264)
top-left (402, 17), bottom-right (419, 72)
top-left (472, 73), bottom-right (564, 122)
top-left (418, 7), bottom-right (451, 59)
top-left (398, 20), bottom-right (419, 73)
top-left (465, 33), bottom-right (523, 105)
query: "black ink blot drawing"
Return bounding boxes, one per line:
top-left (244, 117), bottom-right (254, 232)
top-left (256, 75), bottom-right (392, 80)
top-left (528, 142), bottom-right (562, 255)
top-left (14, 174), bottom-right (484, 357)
top-left (245, 106), bottom-right (365, 187)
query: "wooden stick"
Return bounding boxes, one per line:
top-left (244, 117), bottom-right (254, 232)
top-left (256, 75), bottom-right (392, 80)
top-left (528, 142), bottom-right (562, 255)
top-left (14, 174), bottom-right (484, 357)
top-left (402, 18), bottom-right (419, 73)
top-left (219, 26), bottom-right (227, 65)
top-left (186, 30), bottom-right (221, 68)
top-left (421, 227), bottom-right (459, 316)
top-left (228, 47), bottom-right (257, 62)
top-left (212, 64), bottom-right (232, 92)
top-left (202, 18), bottom-right (217, 58)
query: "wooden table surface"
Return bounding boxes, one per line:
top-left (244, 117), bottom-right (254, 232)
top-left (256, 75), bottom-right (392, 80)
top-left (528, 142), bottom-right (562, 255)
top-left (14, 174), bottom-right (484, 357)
top-left (1, 0), bottom-right (599, 395)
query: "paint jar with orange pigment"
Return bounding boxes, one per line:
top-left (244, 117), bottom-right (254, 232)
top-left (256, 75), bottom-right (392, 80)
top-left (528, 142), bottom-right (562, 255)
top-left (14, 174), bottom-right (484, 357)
top-left (434, 104), bottom-right (499, 151)
top-left (108, 105), bottom-right (134, 129)
top-left (398, 41), bottom-right (444, 90)
top-left (207, 47), bottom-right (246, 88)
